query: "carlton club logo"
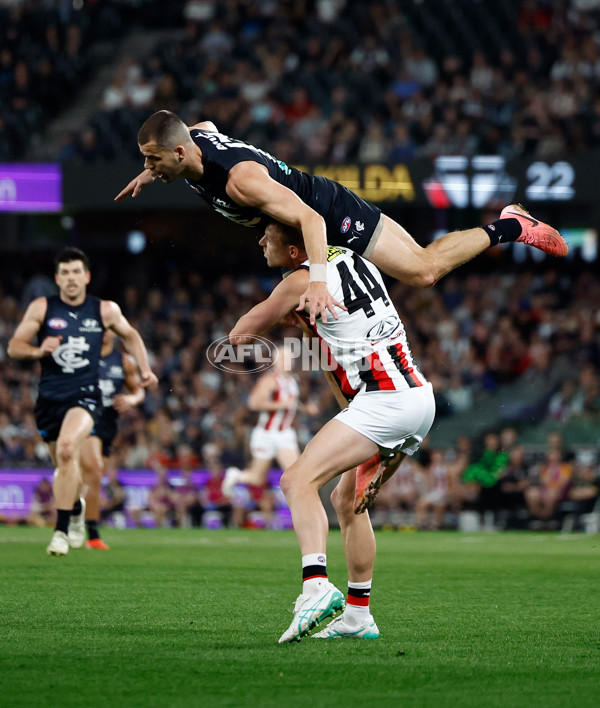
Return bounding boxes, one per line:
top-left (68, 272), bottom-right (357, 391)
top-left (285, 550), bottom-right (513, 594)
top-left (206, 335), bottom-right (278, 374)
top-left (423, 155), bottom-right (516, 209)
top-left (51, 336), bottom-right (90, 373)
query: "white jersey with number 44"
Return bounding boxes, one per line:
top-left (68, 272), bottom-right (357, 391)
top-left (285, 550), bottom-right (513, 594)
top-left (299, 246), bottom-right (427, 398)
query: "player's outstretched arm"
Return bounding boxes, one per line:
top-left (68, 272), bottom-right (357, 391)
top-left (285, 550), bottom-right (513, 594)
top-left (100, 301), bottom-right (158, 389)
top-left (112, 354), bottom-right (146, 413)
top-left (226, 162), bottom-right (346, 325)
top-left (114, 168), bottom-right (156, 202)
top-left (229, 270), bottom-right (307, 345)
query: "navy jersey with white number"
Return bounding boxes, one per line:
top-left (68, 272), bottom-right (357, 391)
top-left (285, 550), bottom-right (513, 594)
top-left (38, 295), bottom-right (104, 401)
top-left (185, 129), bottom-right (381, 250)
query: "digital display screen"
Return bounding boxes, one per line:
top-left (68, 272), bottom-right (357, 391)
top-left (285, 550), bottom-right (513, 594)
top-left (0, 163), bottom-right (62, 212)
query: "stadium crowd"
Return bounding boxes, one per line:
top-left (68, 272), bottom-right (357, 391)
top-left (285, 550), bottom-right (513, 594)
top-left (1, 0), bottom-right (599, 531)
top-left (0, 261), bottom-right (599, 531)
top-left (4, 0), bottom-right (600, 163)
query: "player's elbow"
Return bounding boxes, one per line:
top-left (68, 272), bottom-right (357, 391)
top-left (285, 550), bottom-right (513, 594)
top-left (7, 339), bottom-right (23, 359)
top-left (247, 396), bottom-right (262, 411)
top-left (409, 268), bottom-right (439, 288)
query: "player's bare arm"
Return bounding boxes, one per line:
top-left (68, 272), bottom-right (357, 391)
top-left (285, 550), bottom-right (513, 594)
top-left (7, 298), bottom-right (59, 360)
top-left (100, 300), bottom-right (158, 389)
top-left (112, 353), bottom-right (146, 413)
top-left (230, 270), bottom-right (308, 345)
top-left (226, 161), bottom-right (346, 325)
top-left (248, 374), bottom-right (292, 412)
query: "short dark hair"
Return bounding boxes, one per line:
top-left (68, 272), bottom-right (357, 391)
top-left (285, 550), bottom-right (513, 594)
top-left (54, 247), bottom-right (90, 272)
top-left (138, 110), bottom-right (191, 148)
top-left (271, 221), bottom-right (305, 250)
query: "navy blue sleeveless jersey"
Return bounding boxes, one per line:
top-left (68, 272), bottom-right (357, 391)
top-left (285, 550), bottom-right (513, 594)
top-left (38, 295), bottom-right (104, 401)
top-left (185, 129), bottom-right (381, 252)
top-left (98, 348), bottom-right (126, 429)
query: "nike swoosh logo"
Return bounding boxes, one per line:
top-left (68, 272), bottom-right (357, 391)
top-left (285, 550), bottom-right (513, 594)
top-left (507, 211), bottom-right (538, 227)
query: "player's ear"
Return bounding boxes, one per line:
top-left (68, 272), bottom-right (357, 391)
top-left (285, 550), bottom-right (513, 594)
top-left (289, 245), bottom-right (298, 259)
top-left (175, 145), bottom-right (185, 161)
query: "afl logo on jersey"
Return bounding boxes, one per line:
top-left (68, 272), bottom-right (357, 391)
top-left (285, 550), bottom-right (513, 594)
top-left (341, 217), bottom-right (351, 233)
top-left (48, 318), bottom-right (68, 330)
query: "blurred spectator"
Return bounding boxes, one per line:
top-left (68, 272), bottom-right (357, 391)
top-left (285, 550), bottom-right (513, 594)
top-left (563, 451), bottom-right (600, 526)
top-left (2, 0), bottom-right (590, 165)
top-left (371, 457), bottom-right (422, 529)
top-left (26, 477), bottom-right (55, 527)
top-left (146, 467), bottom-right (176, 528)
top-left (199, 442), bottom-right (232, 528)
top-left (172, 453), bottom-right (203, 528)
top-left (414, 449), bottom-right (450, 530)
top-left (497, 446), bottom-right (531, 529)
top-left (525, 448), bottom-right (573, 525)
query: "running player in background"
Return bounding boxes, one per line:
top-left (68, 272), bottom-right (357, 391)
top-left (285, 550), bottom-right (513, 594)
top-left (222, 343), bottom-right (317, 497)
top-left (79, 330), bottom-right (146, 549)
top-left (230, 222), bottom-right (435, 642)
top-left (115, 110), bottom-right (568, 325)
top-left (7, 248), bottom-right (158, 556)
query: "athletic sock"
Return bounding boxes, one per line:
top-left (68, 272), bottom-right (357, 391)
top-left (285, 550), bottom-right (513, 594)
top-left (302, 553), bottom-right (327, 593)
top-left (72, 499), bottom-right (82, 516)
top-left (482, 217), bottom-right (522, 247)
top-left (345, 579), bottom-right (372, 620)
top-left (86, 520), bottom-right (100, 541)
top-left (55, 509), bottom-right (71, 534)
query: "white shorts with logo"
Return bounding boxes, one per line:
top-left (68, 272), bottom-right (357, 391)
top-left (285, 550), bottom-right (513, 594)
top-left (334, 383), bottom-right (435, 456)
top-left (250, 426), bottom-right (299, 460)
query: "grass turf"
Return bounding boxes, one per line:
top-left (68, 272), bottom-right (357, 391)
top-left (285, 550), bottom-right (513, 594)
top-left (1, 528), bottom-right (599, 708)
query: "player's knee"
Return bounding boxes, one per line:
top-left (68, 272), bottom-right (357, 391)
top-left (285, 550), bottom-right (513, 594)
top-left (55, 439), bottom-right (76, 466)
top-left (330, 485), bottom-right (353, 519)
top-left (279, 467), bottom-right (296, 498)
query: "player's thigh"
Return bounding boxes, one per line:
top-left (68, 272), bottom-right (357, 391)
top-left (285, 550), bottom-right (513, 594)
top-left (275, 445), bottom-right (300, 470)
top-left (286, 419), bottom-right (378, 490)
top-left (368, 215), bottom-right (427, 281)
top-left (56, 407), bottom-right (95, 451)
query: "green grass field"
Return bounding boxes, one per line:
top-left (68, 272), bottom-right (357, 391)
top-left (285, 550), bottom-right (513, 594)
top-left (1, 527), bottom-right (599, 708)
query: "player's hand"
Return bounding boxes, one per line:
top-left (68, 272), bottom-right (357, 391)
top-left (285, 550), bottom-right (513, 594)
top-left (39, 335), bottom-right (62, 355)
top-left (297, 281), bottom-right (346, 326)
top-left (112, 393), bottom-right (135, 413)
top-left (114, 169), bottom-right (156, 202)
top-left (140, 370), bottom-right (159, 390)
top-left (229, 333), bottom-right (253, 345)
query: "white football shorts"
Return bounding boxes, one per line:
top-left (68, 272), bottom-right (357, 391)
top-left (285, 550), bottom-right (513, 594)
top-left (250, 426), bottom-right (299, 460)
top-left (334, 383), bottom-right (435, 456)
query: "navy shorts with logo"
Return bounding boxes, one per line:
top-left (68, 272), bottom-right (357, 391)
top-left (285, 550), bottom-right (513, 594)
top-left (315, 176), bottom-right (383, 256)
top-left (35, 390), bottom-right (102, 443)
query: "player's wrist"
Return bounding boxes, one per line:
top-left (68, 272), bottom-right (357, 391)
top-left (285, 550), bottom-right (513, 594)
top-left (309, 264), bottom-right (327, 282)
